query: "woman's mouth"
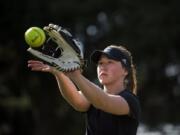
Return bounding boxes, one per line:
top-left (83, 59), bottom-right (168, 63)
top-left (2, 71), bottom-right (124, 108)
top-left (99, 72), bottom-right (107, 77)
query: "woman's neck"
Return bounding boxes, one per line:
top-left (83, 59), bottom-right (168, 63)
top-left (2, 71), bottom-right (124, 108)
top-left (103, 81), bottom-right (125, 95)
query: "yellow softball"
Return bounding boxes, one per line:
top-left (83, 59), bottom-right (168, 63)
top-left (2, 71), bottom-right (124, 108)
top-left (24, 27), bottom-right (46, 47)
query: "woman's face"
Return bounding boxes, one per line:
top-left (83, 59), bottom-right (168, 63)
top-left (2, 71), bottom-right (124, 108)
top-left (97, 55), bottom-right (128, 85)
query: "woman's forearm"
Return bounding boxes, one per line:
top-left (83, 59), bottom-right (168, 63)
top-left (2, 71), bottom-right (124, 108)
top-left (69, 72), bottom-right (108, 110)
top-left (53, 71), bottom-right (90, 111)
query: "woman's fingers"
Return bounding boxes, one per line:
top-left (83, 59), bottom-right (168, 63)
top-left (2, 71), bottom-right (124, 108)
top-left (27, 60), bottom-right (59, 74)
top-left (27, 60), bottom-right (50, 72)
top-left (28, 63), bottom-right (43, 68)
top-left (28, 60), bottom-right (43, 65)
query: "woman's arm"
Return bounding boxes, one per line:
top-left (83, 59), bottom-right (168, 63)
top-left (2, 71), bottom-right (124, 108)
top-left (27, 60), bottom-right (90, 112)
top-left (68, 70), bottom-right (130, 115)
top-left (53, 71), bottom-right (90, 112)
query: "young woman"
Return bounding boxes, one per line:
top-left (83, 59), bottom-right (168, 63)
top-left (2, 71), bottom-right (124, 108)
top-left (28, 45), bottom-right (141, 135)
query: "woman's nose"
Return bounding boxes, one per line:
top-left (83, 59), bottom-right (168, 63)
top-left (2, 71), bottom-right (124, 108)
top-left (99, 63), bottom-right (107, 70)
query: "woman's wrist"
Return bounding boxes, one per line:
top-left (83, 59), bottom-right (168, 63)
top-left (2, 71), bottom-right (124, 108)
top-left (51, 68), bottom-right (60, 75)
top-left (67, 70), bottom-right (81, 80)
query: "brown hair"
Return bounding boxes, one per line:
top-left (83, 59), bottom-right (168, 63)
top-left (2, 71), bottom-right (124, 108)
top-left (109, 45), bottom-right (137, 95)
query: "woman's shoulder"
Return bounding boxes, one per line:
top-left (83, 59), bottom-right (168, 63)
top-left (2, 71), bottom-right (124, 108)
top-left (119, 89), bottom-right (141, 120)
top-left (120, 89), bottom-right (137, 96)
top-left (119, 89), bottom-right (140, 105)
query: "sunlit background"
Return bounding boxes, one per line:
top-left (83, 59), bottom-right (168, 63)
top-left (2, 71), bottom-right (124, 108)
top-left (0, 0), bottom-right (180, 135)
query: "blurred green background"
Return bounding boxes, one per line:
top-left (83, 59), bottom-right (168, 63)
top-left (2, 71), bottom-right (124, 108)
top-left (0, 0), bottom-right (180, 134)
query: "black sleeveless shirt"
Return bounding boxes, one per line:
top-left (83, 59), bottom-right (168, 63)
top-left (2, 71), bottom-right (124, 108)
top-left (85, 90), bottom-right (141, 135)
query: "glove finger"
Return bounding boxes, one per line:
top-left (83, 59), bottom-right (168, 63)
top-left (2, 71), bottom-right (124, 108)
top-left (48, 23), bottom-right (61, 31)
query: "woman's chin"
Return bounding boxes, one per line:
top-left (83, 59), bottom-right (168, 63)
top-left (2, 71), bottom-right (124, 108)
top-left (99, 80), bottom-right (108, 85)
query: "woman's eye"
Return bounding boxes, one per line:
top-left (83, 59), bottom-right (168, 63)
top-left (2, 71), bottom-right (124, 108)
top-left (108, 61), bottom-right (113, 64)
top-left (98, 62), bottom-right (103, 65)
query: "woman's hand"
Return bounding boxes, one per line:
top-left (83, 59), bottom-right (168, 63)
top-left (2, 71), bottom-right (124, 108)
top-left (27, 60), bottom-right (58, 74)
top-left (27, 60), bottom-right (83, 78)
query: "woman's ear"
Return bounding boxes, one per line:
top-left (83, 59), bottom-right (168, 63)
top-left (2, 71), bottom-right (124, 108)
top-left (123, 67), bottom-right (129, 76)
